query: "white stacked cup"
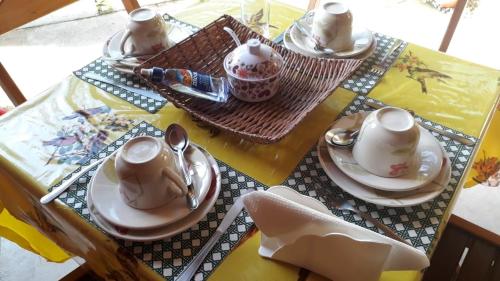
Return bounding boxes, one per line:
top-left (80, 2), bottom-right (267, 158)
top-left (311, 2), bottom-right (353, 52)
top-left (115, 136), bottom-right (187, 209)
top-left (119, 8), bottom-right (171, 56)
top-left (352, 107), bottom-right (420, 178)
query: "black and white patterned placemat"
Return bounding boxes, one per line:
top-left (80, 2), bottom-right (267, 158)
top-left (51, 122), bottom-right (265, 280)
top-left (74, 62), bottom-right (167, 113)
top-left (280, 95), bottom-right (477, 253)
top-left (51, 95), bottom-right (477, 280)
top-left (73, 14), bottom-right (200, 113)
top-left (340, 33), bottom-right (407, 95)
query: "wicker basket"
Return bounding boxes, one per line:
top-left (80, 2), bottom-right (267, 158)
top-left (136, 15), bottom-right (362, 144)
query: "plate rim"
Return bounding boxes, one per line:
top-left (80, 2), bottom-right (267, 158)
top-left (89, 142), bottom-right (212, 230)
top-left (289, 16), bottom-right (374, 58)
top-left (317, 137), bottom-right (451, 207)
top-left (328, 112), bottom-right (443, 192)
top-left (283, 27), bottom-right (376, 60)
top-left (87, 144), bottom-right (222, 241)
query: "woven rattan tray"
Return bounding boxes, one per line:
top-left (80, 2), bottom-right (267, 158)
top-left (136, 15), bottom-right (362, 143)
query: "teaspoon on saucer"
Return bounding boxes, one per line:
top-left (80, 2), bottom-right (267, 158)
top-left (325, 128), bottom-right (359, 147)
top-left (165, 124), bottom-right (199, 210)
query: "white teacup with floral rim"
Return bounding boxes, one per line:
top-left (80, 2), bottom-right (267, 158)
top-left (352, 107), bottom-right (420, 178)
top-left (115, 136), bottom-right (187, 209)
top-left (311, 2), bottom-right (353, 52)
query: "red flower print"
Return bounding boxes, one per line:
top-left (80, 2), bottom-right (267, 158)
top-left (472, 151), bottom-right (500, 185)
top-left (390, 162), bottom-right (409, 176)
top-left (237, 68), bottom-right (249, 78)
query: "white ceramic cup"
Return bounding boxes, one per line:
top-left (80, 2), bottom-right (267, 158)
top-left (120, 8), bottom-right (170, 56)
top-left (311, 2), bottom-right (353, 51)
top-left (352, 107), bottom-right (420, 178)
top-left (115, 136), bottom-right (187, 209)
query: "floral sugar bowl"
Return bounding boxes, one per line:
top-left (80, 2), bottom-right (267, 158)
top-left (223, 38), bottom-right (284, 102)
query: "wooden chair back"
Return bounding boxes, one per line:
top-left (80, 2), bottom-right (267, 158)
top-left (0, 0), bottom-right (75, 36)
top-left (0, 63), bottom-right (26, 106)
top-left (422, 220), bottom-right (499, 281)
top-left (440, 0), bottom-right (467, 52)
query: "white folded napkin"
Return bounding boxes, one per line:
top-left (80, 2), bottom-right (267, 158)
top-left (242, 186), bottom-right (429, 281)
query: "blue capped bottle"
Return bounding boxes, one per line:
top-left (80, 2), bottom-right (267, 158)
top-left (140, 67), bottom-right (230, 103)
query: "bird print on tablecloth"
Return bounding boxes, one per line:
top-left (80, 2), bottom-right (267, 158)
top-left (43, 105), bottom-right (133, 165)
top-left (395, 51), bottom-right (452, 94)
top-left (42, 132), bottom-right (83, 147)
top-left (62, 105), bottom-right (111, 120)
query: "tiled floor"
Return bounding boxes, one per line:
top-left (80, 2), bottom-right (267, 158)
top-left (0, 0), bottom-right (197, 107)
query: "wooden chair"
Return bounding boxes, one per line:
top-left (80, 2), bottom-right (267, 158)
top-left (307, 0), bottom-right (319, 11)
top-left (306, 0), bottom-right (468, 53)
top-left (0, 63), bottom-right (26, 106)
top-left (439, 0), bottom-right (467, 52)
top-left (0, 0), bottom-right (140, 106)
top-left (422, 184), bottom-right (500, 281)
top-left (422, 218), bottom-right (499, 281)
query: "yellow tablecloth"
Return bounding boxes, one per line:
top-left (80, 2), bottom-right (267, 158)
top-left (0, 1), bottom-right (499, 280)
top-left (465, 105), bottom-right (500, 188)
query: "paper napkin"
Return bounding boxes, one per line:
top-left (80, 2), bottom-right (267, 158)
top-left (242, 186), bottom-right (429, 281)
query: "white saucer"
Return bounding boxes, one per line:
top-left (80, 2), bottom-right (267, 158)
top-left (318, 137), bottom-right (451, 207)
top-left (289, 14), bottom-right (374, 59)
top-left (105, 28), bottom-right (174, 59)
top-left (102, 23), bottom-right (191, 73)
top-left (328, 112), bottom-right (443, 192)
top-left (283, 27), bottom-right (376, 60)
top-left (87, 144), bottom-right (221, 241)
top-left (106, 30), bottom-right (139, 60)
top-left (90, 143), bottom-right (212, 230)
top-left (101, 31), bottom-right (142, 74)
top-left (104, 23), bottom-right (191, 59)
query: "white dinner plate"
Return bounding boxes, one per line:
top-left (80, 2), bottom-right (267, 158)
top-left (328, 112), bottom-right (443, 192)
top-left (283, 27), bottom-right (376, 60)
top-left (289, 13), bottom-right (374, 59)
top-left (90, 142), bottom-right (212, 230)
top-left (87, 144), bottom-right (221, 241)
top-left (317, 136), bottom-right (450, 207)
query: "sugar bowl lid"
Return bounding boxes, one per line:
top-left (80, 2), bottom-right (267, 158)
top-left (224, 38), bottom-right (283, 80)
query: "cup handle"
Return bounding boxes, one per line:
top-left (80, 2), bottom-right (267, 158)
top-left (119, 29), bottom-right (132, 55)
top-left (162, 167), bottom-right (188, 196)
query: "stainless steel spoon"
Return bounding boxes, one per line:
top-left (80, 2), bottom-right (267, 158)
top-left (165, 124), bottom-right (198, 210)
top-left (325, 128), bottom-right (359, 147)
top-left (292, 21), bottom-right (335, 56)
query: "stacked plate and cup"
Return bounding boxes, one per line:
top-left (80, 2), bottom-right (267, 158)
top-left (102, 8), bottom-right (191, 74)
top-left (318, 107), bottom-right (451, 207)
top-left (284, 1), bottom-right (375, 60)
top-left (87, 134), bottom-right (221, 241)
